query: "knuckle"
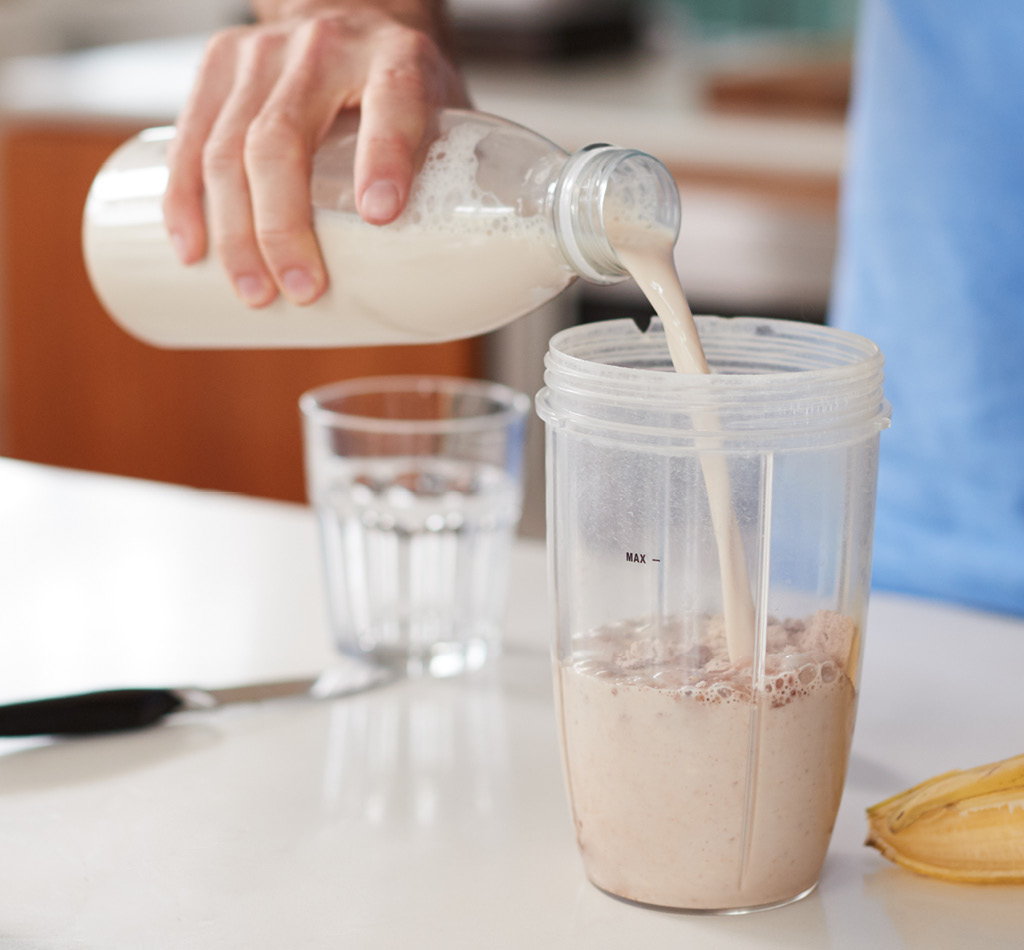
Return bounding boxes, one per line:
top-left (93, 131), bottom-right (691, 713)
top-left (360, 130), bottom-right (412, 167)
top-left (212, 231), bottom-right (254, 267)
top-left (201, 134), bottom-right (242, 178)
top-left (296, 13), bottom-right (347, 52)
top-left (203, 26), bottom-right (247, 64)
top-left (239, 28), bottom-right (285, 70)
top-left (244, 113), bottom-right (306, 170)
top-left (255, 222), bottom-right (308, 255)
top-left (255, 229), bottom-right (320, 282)
top-left (389, 28), bottom-right (441, 69)
top-left (297, 8), bottom-right (374, 48)
top-left (281, 14), bottom-right (353, 90)
top-left (372, 36), bottom-right (439, 104)
top-left (376, 62), bottom-right (431, 107)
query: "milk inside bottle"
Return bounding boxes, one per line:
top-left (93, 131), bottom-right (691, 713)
top-left (82, 111), bottom-right (679, 348)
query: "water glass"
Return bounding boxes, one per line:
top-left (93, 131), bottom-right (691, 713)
top-left (301, 376), bottom-right (530, 677)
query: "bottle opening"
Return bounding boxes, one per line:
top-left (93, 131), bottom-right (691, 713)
top-left (553, 147), bottom-right (681, 285)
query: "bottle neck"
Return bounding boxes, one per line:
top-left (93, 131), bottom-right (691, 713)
top-left (552, 145), bottom-right (681, 285)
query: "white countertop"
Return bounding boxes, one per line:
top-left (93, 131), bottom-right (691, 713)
top-left (1, 457), bottom-right (1022, 948)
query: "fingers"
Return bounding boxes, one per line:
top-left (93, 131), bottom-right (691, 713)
top-left (241, 17), bottom-right (358, 304)
top-left (167, 8), bottom-right (466, 308)
top-left (355, 28), bottom-right (462, 225)
top-left (163, 29), bottom-right (243, 266)
top-left (203, 29), bottom-right (289, 306)
top-left (244, 109), bottom-right (327, 305)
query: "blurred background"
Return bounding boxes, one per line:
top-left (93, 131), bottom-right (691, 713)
top-left (0, 0), bottom-right (858, 534)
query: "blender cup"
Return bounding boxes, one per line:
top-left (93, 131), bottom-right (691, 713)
top-left (536, 316), bottom-right (890, 913)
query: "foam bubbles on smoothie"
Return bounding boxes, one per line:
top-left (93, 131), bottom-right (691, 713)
top-left (760, 657), bottom-right (844, 708)
top-left (569, 609), bottom-right (856, 707)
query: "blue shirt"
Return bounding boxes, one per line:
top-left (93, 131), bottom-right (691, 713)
top-left (830, 0), bottom-right (1024, 615)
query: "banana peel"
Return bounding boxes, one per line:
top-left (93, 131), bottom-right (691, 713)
top-left (865, 752), bottom-right (1024, 883)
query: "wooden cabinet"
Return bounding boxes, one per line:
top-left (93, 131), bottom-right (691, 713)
top-left (0, 121), bottom-right (482, 503)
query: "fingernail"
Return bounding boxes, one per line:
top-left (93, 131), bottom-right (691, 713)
top-left (281, 267), bottom-right (317, 303)
top-left (360, 180), bottom-right (401, 223)
top-left (236, 274), bottom-right (270, 306)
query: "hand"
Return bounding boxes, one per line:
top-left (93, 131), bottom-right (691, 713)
top-left (162, 1), bottom-right (468, 308)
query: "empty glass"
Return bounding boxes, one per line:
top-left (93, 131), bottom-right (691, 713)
top-left (302, 376), bottom-right (530, 677)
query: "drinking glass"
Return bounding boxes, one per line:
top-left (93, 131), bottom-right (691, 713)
top-left (301, 376), bottom-right (529, 677)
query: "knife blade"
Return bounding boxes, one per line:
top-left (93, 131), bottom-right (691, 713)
top-left (0, 668), bottom-right (390, 737)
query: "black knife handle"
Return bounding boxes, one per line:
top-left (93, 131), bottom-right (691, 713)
top-left (0, 688), bottom-right (185, 736)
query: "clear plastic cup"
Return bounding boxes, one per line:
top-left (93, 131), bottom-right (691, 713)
top-left (301, 376), bottom-right (530, 677)
top-left (536, 317), bottom-right (890, 912)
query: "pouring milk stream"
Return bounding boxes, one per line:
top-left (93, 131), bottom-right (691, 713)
top-left (607, 223), bottom-right (756, 662)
